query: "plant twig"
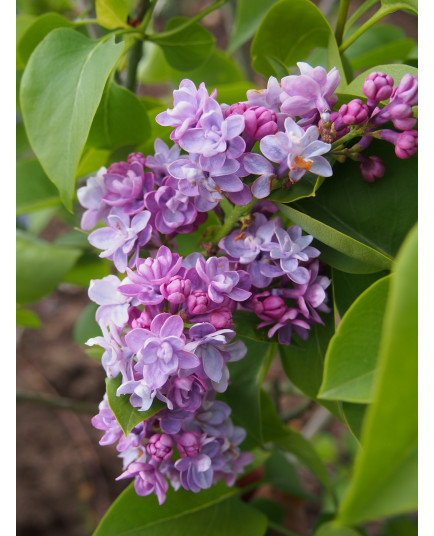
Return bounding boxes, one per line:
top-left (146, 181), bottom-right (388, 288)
top-left (335, 0), bottom-right (350, 47)
top-left (339, 6), bottom-right (388, 52)
top-left (267, 520), bottom-right (303, 536)
top-left (17, 389), bottom-right (97, 414)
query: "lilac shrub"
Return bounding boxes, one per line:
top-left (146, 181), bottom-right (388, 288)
top-left (78, 62), bottom-right (418, 504)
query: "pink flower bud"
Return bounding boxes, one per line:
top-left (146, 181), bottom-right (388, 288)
top-left (177, 432), bottom-right (201, 457)
top-left (360, 156), bottom-right (385, 183)
top-left (147, 433), bottom-right (174, 461)
top-left (363, 72), bottom-right (394, 102)
top-left (339, 99), bottom-right (369, 125)
top-left (128, 307), bottom-right (153, 329)
top-left (187, 290), bottom-right (211, 315)
top-left (160, 275), bottom-right (191, 304)
top-left (128, 152), bottom-right (146, 167)
top-left (208, 308), bottom-right (233, 329)
top-left (395, 130), bottom-right (418, 159)
top-left (253, 292), bottom-right (287, 322)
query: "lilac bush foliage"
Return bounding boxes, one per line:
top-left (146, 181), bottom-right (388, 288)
top-left (78, 63), bottom-right (418, 504)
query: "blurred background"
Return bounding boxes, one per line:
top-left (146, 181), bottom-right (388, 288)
top-left (16, 1), bottom-right (417, 535)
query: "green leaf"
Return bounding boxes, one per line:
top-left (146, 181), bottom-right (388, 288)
top-left (319, 276), bottom-right (391, 403)
top-left (16, 230), bottom-right (82, 305)
top-left (16, 14), bottom-right (37, 67)
top-left (282, 140), bottom-right (418, 269)
top-left (228, 0), bottom-right (278, 53)
top-left (16, 306), bottom-right (41, 329)
top-left (93, 481), bottom-right (267, 536)
top-left (267, 173), bottom-right (321, 204)
top-left (150, 17), bottom-right (215, 71)
top-left (264, 450), bottom-right (310, 498)
top-left (251, 0), bottom-right (346, 86)
top-left (16, 159), bottom-right (60, 215)
top-left (17, 12), bottom-right (73, 65)
top-left (222, 337), bottom-right (276, 444)
top-left (337, 225), bottom-right (417, 525)
top-left (261, 390), bottom-right (333, 493)
top-left (279, 312), bottom-right (341, 419)
top-left (76, 147), bottom-right (110, 178)
top-left (316, 243), bottom-right (384, 275)
top-left (314, 522), bottom-right (360, 536)
top-left (332, 269), bottom-right (389, 317)
top-left (63, 253), bottom-right (112, 287)
top-left (344, 24), bottom-right (414, 73)
top-left (383, 517), bottom-right (418, 536)
top-left (20, 28), bottom-right (124, 209)
top-left (341, 403), bottom-right (367, 441)
top-left (106, 375), bottom-right (165, 436)
top-left (95, 0), bottom-right (129, 29)
top-left (136, 106), bottom-right (172, 157)
top-left (380, 0), bottom-right (417, 15)
top-left (344, 64), bottom-right (418, 98)
top-left (73, 303), bottom-right (99, 345)
top-left (87, 81), bottom-right (151, 149)
top-left (277, 203), bottom-right (392, 272)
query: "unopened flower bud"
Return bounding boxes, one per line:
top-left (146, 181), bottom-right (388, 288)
top-left (395, 130), bottom-right (418, 159)
top-left (359, 155), bottom-right (385, 183)
top-left (363, 72), bottom-right (394, 103)
top-left (253, 292), bottom-right (287, 322)
top-left (147, 433), bottom-right (173, 461)
top-left (128, 152), bottom-right (146, 167)
top-left (187, 290), bottom-right (211, 315)
top-left (160, 275), bottom-right (191, 304)
top-left (177, 432), bottom-right (201, 457)
top-left (339, 99), bottom-right (369, 125)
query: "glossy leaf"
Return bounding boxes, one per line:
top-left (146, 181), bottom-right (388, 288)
top-left (261, 390), bottom-right (333, 493)
top-left (87, 81), bottom-right (151, 149)
top-left (319, 276), bottom-right (391, 403)
top-left (344, 64), bottom-right (418, 98)
top-left (283, 140), bottom-right (418, 268)
top-left (341, 403), bottom-right (367, 441)
top-left (277, 203), bottom-right (392, 272)
top-left (16, 159), bottom-right (60, 215)
top-left (16, 230), bottom-right (82, 305)
top-left (384, 517), bottom-right (418, 536)
top-left (267, 173), bottom-right (321, 204)
top-left (17, 12), bottom-right (73, 65)
top-left (63, 253), bottom-right (112, 287)
top-left (316, 243), bottom-right (384, 275)
top-left (106, 376), bottom-right (165, 436)
top-left (264, 450), bottom-right (310, 499)
top-left (332, 269), bottom-right (389, 317)
top-left (338, 225), bottom-right (417, 525)
top-left (93, 481), bottom-right (267, 536)
top-left (222, 337), bottom-right (276, 444)
top-left (228, 0), bottom-right (278, 53)
top-left (150, 17), bottom-right (215, 72)
top-left (95, 0), bottom-right (129, 29)
top-left (20, 28), bottom-right (124, 209)
top-left (380, 0), bottom-right (417, 15)
top-left (344, 24), bottom-right (414, 72)
top-left (16, 306), bottom-right (41, 329)
top-left (251, 0), bottom-right (345, 85)
top-left (76, 147), bottom-right (110, 178)
top-left (279, 311), bottom-right (341, 419)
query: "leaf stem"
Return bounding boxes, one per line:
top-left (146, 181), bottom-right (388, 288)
top-left (267, 520), bottom-right (303, 536)
top-left (339, 6), bottom-right (388, 52)
top-left (126, 0), bottom-right (149, 92)
top-left (344, 0), bottom-right (379, 34)
top-left (335, 0), bottom-right (350, 47)
top-left (148, 0), bottom-right (230, 40)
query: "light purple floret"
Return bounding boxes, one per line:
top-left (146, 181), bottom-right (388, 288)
top-left (88, 209), bottom-right (152, 273)
top-left (280, 62), bottom-right (340, 123)
top-left (117, 462), bottom-right (169, 505)
top-left (88, 275), bottom-right (131, 328)
top-left (77, 167), bottom-right (111, 231)
top-left (260, 117), bottom-right (332, 183)
top-left (145, 138), bottom-right (186, 185)
top-left (125, 313), bottom-right (200, 389)
top-left (246, 76), bottom-right (283, 113)
top-left (155, 80), bottom-right (217, 142)
top-left (195, 256), bottom-right (252, 304)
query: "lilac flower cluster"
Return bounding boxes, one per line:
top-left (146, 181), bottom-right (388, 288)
top-left (86, 243), bottom-right (254, 503)
top-left (219, 211), bottom-right (331, 345)
top-left (78, 63), bottom-right (417, 504)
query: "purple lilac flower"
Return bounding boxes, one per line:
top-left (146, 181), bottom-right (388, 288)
top-left (174, 433), bottom-right (214, 492)
top-left (147, 433), bottom-right (174, 462)
top-left (164, 375), bottom-right (208, 412)
top-left (91, 395), bottom-right (124, 446)
top-left (103, 162), bottom-right (154, 214)
top-left (145, 139), bottom-right (185, 184)
top-left (168, 154), bottom-right (251, 211)
top-left (195, 256), bottom-right (252, 303)
top-left (260, 225), bottom-right (320, 284)
top-left (77, 167), bottom-right (111, 231)
top-left (242, 152), bottom-right (276, 199)
top-left (156, 80), bottom-right (217, 142)
top-left (145, 176), bottom-right (198, 234)
top-left (88, 275), bottom-right (131, 328)
top-left (280, 62), bottom-right (340, 123)
top-left (119, 246), bottom-right (183, 304)
top-left (160, 275), bottom-right (192, 304)
top-left (117, 462), bottom-right (169, 504)
top-left (88, 209), bottom-right (152, 273)
top-left (246, 76), bottom-right (283, 113)
top-left (178, 98), bottom-right (245, 163)
top-left (260, 117), bottom-right (332, 183)
top-left (125, 313), bottom-right (200, 389)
